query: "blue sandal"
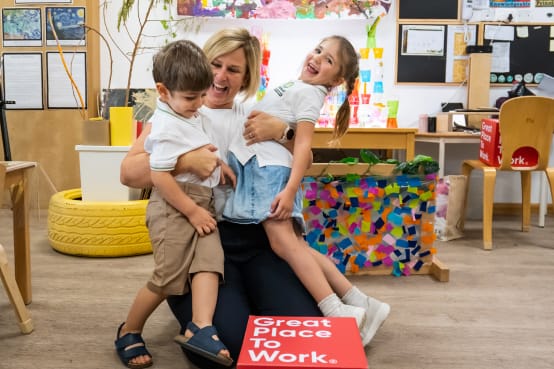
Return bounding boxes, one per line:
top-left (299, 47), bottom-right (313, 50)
top-left (174, 322), bottom-right (233, 367)
top-left (114, 322), bottom-right (153, 369)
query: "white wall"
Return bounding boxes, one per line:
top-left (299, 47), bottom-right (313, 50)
top-left (99, 1), bottom-right (554, 216)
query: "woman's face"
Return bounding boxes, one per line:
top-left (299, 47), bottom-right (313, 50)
top-left (205, 47), bottom-right (248, 109)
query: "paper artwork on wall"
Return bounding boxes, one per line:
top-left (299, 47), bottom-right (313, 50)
top-left (489, 0), bottom-right (530, 7)
top-left (45, 7), bottom-right (85, 46)
top-left (46, 51), bottom-right (87, 109)
top-left (177, 0), bottom-right (392, 19)
top-left (15, 0), bottom-right (71, 3)
top-left (2, 8), bottom-right (42, 47)
top-left (2, 53), bottom-right (44, 109)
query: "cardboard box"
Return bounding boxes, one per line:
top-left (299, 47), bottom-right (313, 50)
top-left (479, 118), bottom-right (538, 168)
top-left (81, 119), bottom-right (110, 146)
top-left (237, 316), bottom-right (367, 369)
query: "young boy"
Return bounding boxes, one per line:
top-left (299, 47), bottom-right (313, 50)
top-left (114, 40), bottom-right (234, 369)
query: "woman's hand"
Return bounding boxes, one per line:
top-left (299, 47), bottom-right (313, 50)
top-left (243, 110), bottom-right (287, 145)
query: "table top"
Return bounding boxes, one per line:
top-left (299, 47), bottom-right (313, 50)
top-left (415, 132), bottom-right (481, 138)
top-left (0, 161), bottom-right (37, 172)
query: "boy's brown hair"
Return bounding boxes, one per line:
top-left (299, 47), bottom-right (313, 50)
top-left (152, 40), bottom-right (213, 92)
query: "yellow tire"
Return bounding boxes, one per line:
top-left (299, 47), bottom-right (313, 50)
top-left (48, 188), bottom-right (152, 257)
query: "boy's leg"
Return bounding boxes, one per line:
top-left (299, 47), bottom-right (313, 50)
top-left (167, 260), bottom-right (250, 368)
top-left (116, 286), bottom-right (164, 367)
top-left (177, 271), bottom-right (230, 361)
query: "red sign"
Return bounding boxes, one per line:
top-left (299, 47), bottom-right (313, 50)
top-left (237, 316), bottom-right (368, 369)
top-left (479, 118), bottom-right (538, 168)
top-left (480, 118), bottom-right (501, 166)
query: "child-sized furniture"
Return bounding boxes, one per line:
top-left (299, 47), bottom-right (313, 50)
top-left (0, 164), bottom-right (33, 334)
top-left (461, 96), bottom-right (554, 250)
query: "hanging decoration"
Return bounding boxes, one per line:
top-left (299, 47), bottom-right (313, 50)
top-left (177, 0), bottom-right (392, 20)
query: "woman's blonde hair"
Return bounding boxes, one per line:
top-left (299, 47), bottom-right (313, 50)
top-left (203, 28), bottom-right (262, 101)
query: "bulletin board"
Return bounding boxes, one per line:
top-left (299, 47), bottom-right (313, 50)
top-left (0, 0), bottom-right (100, 207)
top-left (397, 0), bottom-right (460, 21)
top-left (395, 22), bottom-right (477, 85)
top-left (480, 23), bottom-right (554, 85)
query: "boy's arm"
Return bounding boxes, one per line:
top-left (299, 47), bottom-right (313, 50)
top-left (268, 122), bottom-right (314, 220)
top-left (151, 171), bottom-right (217, 236)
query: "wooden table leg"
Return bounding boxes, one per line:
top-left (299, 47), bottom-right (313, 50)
top-left (10, 173), bottom-right (32, 304)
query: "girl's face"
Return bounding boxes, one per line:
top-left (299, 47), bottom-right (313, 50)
top-left (205, 47), bottom-right (248, 109)
top-left (300, 38), bottom-right (344, 89)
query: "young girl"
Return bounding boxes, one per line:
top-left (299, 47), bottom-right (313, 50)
top-left (224, 35), bottom-right (390, 346)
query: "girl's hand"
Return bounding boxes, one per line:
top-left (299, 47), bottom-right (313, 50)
top-left (268, 190), bottom-right (296, 220)
top-left (243, 110), bottom-right (287, 145)
top-left (185, 205), bottom-right (217, 236)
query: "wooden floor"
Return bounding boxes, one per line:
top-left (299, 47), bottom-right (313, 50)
top-left (1, 209), bottom-right (554, 369)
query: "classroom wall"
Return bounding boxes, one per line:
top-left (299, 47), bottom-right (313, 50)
top-left (95, 1), bottom-right (553, 214)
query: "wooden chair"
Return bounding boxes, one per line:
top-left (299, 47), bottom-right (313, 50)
top-left (0, 164), bottom-right (34, 334)
top-left (461, 96), bottom-right (554, 250)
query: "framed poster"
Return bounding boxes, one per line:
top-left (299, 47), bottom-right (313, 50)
top-left (2, 53), bottom-right (44, 109)
top-left (45, 7), bottom-right (85, 46)
top-left (2, 8), bottom-right (42, 47)
top-left (46, 51), bottom-right (87, 109)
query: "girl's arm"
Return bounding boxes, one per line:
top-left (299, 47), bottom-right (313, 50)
top-left (150, 170), bottom-right (217, 236)
top-left (268, 122), bottom-right (314, 220)
top-left (120, 123), bottom-right (221, 188)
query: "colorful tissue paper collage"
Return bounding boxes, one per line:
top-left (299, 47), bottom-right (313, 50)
top-left (302, 173), bottom-right (437, 277)
top-left (177, 0), bottom-right (392, 19)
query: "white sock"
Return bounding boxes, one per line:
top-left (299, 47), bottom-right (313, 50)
top-left (318, 293), bottom-right (365, 328)
top-left (342, 286), bottom-right (367, 308)
top-left (318, 293), bottom-right (342, 317)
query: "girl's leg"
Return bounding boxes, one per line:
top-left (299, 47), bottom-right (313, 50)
top-left (305, 237), bottom-right (391, 347)
top-left (263, 219), bottom-right (333, 302)
top-left (263, 219), bottom-right (365, 326)
top-left (307, 244), bottom-right (352, 298)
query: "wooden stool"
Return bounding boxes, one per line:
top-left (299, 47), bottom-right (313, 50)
top-left (0, 243), bottom-right (34, 334)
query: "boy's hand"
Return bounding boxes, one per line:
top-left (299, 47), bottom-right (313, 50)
top-left (185, 205), bottom-right (217, 236)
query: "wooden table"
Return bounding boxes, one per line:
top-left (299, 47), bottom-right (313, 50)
top-left (313, 128), bottom-right (417, 160)
top-left (415, 132), bottom-right (481, 178)
top-left (1, 161), bottom-right (37, 304)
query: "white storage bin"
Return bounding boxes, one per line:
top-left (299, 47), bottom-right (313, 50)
top-left (75, 145), bottom-right (141, 202)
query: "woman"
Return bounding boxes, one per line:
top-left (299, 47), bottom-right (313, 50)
top-left (119, 28), bottom-right (321, 369)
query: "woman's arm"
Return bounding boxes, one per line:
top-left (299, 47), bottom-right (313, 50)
top-left (120, 123), bottom-right (221, 188)
top-left (120, 124), bottom-right (153, 188)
